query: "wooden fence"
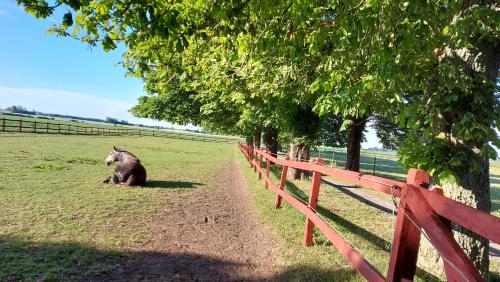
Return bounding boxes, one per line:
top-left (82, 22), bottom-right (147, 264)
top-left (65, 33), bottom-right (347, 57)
top-left (239, 143), bottom-right (500, 282)
top-left (0, 117), bottom-right (237, 143)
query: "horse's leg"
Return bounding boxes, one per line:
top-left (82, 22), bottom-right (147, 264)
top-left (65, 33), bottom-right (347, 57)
top-left (102, 176), bottom-right (112, 183)
top-left (110, 174), bottom-right (119, 184)
top-left (120, 174), bottom-right (136, 186)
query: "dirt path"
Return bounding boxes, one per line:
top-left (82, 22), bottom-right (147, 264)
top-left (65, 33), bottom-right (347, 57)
top-left (106, 158), bottom-right (281, 281)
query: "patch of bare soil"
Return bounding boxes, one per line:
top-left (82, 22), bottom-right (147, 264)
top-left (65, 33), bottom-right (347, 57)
top-left (102, 158), bottom-right (281, 281)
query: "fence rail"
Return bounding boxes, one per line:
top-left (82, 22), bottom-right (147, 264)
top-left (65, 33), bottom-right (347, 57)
top-left (0, 117), bottom-right (238, 143)
top-left (239, 143), bottom-right (500, 282)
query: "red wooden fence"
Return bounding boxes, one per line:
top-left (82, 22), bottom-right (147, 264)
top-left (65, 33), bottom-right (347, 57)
top-left (239, 143), bottom-right (500, 282)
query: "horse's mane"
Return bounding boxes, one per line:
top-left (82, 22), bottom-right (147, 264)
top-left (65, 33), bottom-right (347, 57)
top-left (115, 147), bottom-right (139, 161)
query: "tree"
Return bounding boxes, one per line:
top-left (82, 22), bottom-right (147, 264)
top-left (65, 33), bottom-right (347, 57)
top-left (372, 114), bottom-right (407, 151)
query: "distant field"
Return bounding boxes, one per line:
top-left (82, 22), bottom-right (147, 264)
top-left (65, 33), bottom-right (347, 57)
top-left (0, 114), bottom-right (239, 142)
top-left (311, 147), bottom-right (500, 217)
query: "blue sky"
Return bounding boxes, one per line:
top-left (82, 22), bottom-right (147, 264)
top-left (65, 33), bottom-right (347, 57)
top-left (0, 1), bottom-right (382, 148)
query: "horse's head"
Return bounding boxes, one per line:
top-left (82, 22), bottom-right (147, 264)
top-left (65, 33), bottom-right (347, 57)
top-left (104, 146), bottom-right (122, 165)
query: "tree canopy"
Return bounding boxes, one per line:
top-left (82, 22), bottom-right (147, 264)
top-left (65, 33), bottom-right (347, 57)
top-left (17, 0), bottom-right (499, 275)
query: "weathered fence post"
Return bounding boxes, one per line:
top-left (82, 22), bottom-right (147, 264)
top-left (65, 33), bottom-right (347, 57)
top-left (57, 124), bottom-right (61, 134)
top-left (46, 122), bottom-right (48, 133)
top-left (265, 149), bottom-right (271, 189)
top-left (1, 118), bottom-right (5, 132)
top-left (275, 155), bottom-right (290, 208)
top-left (33, 121), bottom-right (37, 133)
top-left (19, 120), bottom-right (23, 132)
top-left (303, 158), bottom-right (325, 246)
top-left (387, 168), bottom-right (430, 282)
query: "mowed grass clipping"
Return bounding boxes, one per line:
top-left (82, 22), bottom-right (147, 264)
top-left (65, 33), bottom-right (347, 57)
top-left (0, 134), bottom-right (234, 280)
top-left (238, 153), bottom-right (500, 281)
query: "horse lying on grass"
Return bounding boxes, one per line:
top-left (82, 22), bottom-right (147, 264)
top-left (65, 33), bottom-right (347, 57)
top-left (103, 146), bottom-right (147, 186)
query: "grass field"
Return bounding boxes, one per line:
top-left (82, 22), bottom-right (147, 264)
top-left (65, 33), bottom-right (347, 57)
top-left (0, 134), bottom-right (234, 280)
top-left (1, 133), bottom-right (498, 280)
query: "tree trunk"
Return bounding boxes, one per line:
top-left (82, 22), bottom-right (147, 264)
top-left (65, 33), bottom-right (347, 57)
top-left (418, 2), bottom-right (499, 277)
top-left (264, 128), bottom-right (279, 158)
top-left (418, 155), bottom-right (491, 279)
top-left (288, 142), bottom-right (310, 180)
top-left (445, 154), bottom-right (490, 277)
top-left (345, 116), bottom-right (368, 171)
top-left (253, 129), bottom-right (262, 148)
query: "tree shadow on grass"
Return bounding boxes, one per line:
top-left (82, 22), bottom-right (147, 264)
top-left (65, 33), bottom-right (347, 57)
top-left (0, 236), bottom-right (371, 281)
top-left (145, 180), bottom-right (204, 189)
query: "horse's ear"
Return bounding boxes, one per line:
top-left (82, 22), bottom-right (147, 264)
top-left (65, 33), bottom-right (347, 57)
top-left (113, 146), bottom-right (117, 151)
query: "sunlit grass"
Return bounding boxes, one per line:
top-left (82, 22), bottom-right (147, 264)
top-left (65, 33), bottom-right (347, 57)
top-left (0, 134), bottom-right (234, 280)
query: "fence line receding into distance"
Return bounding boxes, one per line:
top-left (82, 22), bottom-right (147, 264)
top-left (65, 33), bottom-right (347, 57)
top-left (239, 143), bottom-right (500, 282)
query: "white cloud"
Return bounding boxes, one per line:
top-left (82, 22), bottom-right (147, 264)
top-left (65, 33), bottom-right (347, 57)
top-left (0, 86), bottom-right (197, 129)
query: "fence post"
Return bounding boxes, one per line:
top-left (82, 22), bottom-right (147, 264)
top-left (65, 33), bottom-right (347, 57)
top-left (303, 158), bottom-right (325, 246)
top-left (258, 153), bottom-right (263, 179)
top-left (372, 157), bottom-right (377, 175)
top-left (253, 149), bottom-right (258, 172)
top-left (58, 124), bottom-right (61, 134)
top-left (19, 120), bottom-right (22, 132)
top-left (275, 155), bottom-right (290, 208)
top-left (33, 121), bottom-right (37, 133)
top-left (1, 118), bottom-right (5, 132)
top-left (265, 149), bottom-right (271, 189)
top-left (387, 169), bottom-right (430, 282)
top-left (46, 122), bottom-right (48, 133)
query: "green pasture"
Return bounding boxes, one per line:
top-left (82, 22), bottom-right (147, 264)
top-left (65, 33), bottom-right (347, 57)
top-left (0, 134), bottom-right (233, 280)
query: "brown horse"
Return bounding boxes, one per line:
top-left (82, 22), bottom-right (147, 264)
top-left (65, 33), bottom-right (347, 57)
top-left (103, 146), bottom-right (147, 186)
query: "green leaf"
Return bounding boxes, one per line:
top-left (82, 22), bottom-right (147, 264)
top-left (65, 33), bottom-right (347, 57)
top-left (438, 170), bottom-right (457, 185)
top-left (442, 25), bottom-right (450, 36)
top-left (62, 12), bottom-right (73, 27)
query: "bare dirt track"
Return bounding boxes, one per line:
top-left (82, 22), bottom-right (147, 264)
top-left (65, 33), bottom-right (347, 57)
top-left (101, 158), bottom-right (282, 281)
